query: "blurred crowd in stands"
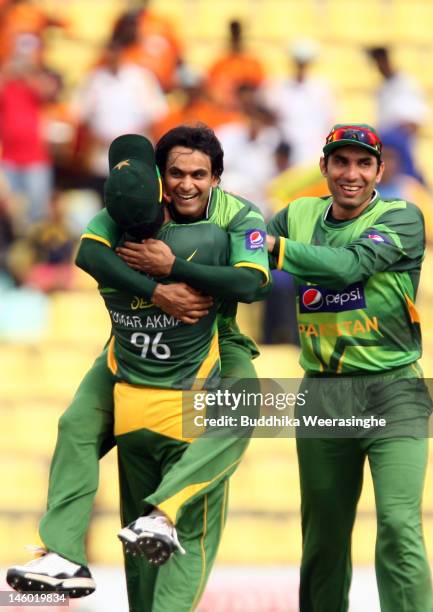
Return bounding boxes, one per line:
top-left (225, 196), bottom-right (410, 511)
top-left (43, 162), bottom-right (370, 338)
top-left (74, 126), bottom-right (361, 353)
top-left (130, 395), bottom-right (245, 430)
top-left (0, 0), bottom-right (431, 344)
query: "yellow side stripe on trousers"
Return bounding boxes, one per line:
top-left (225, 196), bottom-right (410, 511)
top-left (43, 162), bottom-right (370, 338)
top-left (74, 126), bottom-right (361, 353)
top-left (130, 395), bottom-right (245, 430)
top-left (190, 494), bottom-right (208, 612)
top-left (220, 480), bottom-right (229, 534)
top-left (157, 456), bottom-right (241, 524)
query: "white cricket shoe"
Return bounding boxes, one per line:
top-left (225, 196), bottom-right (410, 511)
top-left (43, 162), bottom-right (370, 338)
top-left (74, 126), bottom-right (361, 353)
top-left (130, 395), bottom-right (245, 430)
top-left (118, 510), bottom-right (186, 565)
top-left (6, 549), bottom-right (95, 598)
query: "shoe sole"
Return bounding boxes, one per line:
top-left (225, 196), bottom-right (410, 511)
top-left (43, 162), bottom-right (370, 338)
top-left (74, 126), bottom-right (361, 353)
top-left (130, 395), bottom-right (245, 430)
top-left (6, 569), bottom-right (96, 598)
top-left (118, 529), bottom-right (174, 566)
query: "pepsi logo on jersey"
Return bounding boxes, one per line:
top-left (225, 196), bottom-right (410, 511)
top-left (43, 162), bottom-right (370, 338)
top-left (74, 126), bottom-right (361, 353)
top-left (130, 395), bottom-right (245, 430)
top-left (302, 288), bottom-right (324, 311)
top-left (245, 229), bottom-right (265, 250)
top-left (364, 229), bottom-right (392, 244)
top-left (299, 282), bottom-right (366, 313)
top-left (368, 234), bottom-right (385, 242)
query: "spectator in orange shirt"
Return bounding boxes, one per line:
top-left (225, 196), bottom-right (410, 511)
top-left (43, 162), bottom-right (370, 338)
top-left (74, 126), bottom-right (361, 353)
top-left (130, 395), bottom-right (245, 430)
top-left (0, 0), bottom-right (65, 66)
top-left (112, 0), bottom-right (183, 92)
top-left (206, 20), bottom-right (265, 109)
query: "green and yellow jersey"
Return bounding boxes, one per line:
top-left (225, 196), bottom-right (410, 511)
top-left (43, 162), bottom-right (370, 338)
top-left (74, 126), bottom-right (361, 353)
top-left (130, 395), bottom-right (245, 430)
top-left (82, 187), bottom-right (269, 361)
top-left (81, 185), bottom-right (270, 385)
top-left (205, 186), bottom-right (269, 284)
top-left (268, 193), bottom-right (425, 374)
top-left (198, 187), bottom-right (268, 358)
top-left (83, 211), bottom-right (229, 388)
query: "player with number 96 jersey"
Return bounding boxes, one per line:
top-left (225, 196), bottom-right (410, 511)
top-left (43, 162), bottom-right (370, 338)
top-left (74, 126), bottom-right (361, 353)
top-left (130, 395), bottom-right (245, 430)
top-left (98, 220), bottom-right (228, 389)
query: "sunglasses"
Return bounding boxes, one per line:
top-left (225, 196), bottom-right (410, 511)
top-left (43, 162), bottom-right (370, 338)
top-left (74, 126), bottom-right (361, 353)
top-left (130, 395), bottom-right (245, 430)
top-left (326, 126), bottom-right (382, 155)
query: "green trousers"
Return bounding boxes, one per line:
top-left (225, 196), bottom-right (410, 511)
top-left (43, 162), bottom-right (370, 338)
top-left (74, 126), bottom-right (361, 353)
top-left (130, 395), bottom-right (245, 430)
top-left (39, 342), bottom-right (256, 611)
top-left (117, 424), bottom-right (231, 612)
top-left (297, 367), bottom-right (433, 612)
top-left (39, 350), bottom-right (116, 564)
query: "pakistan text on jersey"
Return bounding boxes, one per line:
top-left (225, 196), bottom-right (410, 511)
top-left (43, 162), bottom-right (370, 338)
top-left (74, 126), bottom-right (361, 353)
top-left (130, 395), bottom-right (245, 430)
top-left (298, 316), bottom-right (379, 337)
top-left (109, 310), bottom-right (181, 329)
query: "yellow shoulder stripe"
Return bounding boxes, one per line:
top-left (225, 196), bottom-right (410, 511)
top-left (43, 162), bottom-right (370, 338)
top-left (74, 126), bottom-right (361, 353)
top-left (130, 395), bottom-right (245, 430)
top-left (81, 233), bottom-right (112, 248)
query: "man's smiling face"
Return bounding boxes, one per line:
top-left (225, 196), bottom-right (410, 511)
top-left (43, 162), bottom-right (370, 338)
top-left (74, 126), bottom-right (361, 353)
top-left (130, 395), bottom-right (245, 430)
top-left (320, 145), bottom-right (384, 220)
top-left (163, 147), bottom-right (219, 219)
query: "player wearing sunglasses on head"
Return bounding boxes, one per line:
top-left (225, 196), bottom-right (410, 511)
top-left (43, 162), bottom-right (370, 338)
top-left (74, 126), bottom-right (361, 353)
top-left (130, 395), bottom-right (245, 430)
top-left (267, 124), bottom-right (433, 612)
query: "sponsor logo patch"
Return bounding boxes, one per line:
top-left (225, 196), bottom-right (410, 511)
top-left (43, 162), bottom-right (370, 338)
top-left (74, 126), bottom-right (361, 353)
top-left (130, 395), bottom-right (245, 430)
top-left (368, 233), bottom-right (384, 242)
top-left (365, 230), bottom-right (392, 244)
top-left (302, 288), bottom-right (324, 311)
top-left (245, 229), bottom-right (265, 250)
top-left (299, 282), bottom-right (366, 313)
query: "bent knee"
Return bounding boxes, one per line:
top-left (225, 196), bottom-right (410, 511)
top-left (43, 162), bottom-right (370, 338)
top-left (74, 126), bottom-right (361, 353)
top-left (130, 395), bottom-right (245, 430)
top-left (377, 508), bottom-right (423, 554)
top-left (57, 396), bottom-right (113, 440)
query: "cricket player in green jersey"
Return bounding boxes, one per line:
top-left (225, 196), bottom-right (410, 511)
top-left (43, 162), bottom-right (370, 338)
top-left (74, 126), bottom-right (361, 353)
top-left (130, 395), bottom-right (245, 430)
top-left (7, 129), bottom-right (269, 611)
top-left (267, 124), bottom-right (433, 612)
top-left (96, 185), bottom-right (233, 612)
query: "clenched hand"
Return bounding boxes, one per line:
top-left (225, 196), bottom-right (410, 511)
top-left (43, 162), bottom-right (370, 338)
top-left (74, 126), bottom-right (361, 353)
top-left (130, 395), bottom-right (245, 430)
top-left (152, 283), bottom-right (213, 324)
top-left (117, 239), bottom-right (175, 277)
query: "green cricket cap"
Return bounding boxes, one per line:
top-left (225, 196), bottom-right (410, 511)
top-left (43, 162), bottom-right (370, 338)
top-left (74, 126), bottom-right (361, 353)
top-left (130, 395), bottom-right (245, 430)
top-left (323, 124), bottom-right (382, 158)
top-left (104, 134), bottom-right (163, 231)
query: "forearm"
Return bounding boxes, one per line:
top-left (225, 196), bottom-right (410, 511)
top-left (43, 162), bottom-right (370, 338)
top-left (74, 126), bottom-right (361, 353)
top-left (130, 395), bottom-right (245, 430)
top-left (273, 236), bottom-right (401, 288)
top-left (76, 239), bottom-right (157, 298)
top-left (171, 258), bottom-right (265, 301)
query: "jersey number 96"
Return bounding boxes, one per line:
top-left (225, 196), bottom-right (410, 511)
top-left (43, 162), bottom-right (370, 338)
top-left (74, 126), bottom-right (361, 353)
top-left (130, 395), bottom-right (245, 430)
top-left (130, 332), bottom-right (171, 360)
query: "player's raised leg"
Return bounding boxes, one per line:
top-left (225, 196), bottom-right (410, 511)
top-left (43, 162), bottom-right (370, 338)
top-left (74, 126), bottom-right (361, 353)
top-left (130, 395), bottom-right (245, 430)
top-left (7, 350), bottom-right (115, 596)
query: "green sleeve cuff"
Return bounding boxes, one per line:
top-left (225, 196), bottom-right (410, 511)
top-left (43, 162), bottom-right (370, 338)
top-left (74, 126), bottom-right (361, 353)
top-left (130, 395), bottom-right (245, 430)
top-left (271, 236), bottom-right (281, 257)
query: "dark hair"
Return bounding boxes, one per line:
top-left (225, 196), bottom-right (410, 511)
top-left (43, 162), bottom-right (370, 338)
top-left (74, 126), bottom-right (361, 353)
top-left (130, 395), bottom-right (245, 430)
top-left (275, 140), bottom-right (291, 159)
top-left (366, 46), bottom-right (388, 60)
top-left (155, 124), bottom-right (224, 179)
top-left (230, 20), bottom-right (242, 40)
